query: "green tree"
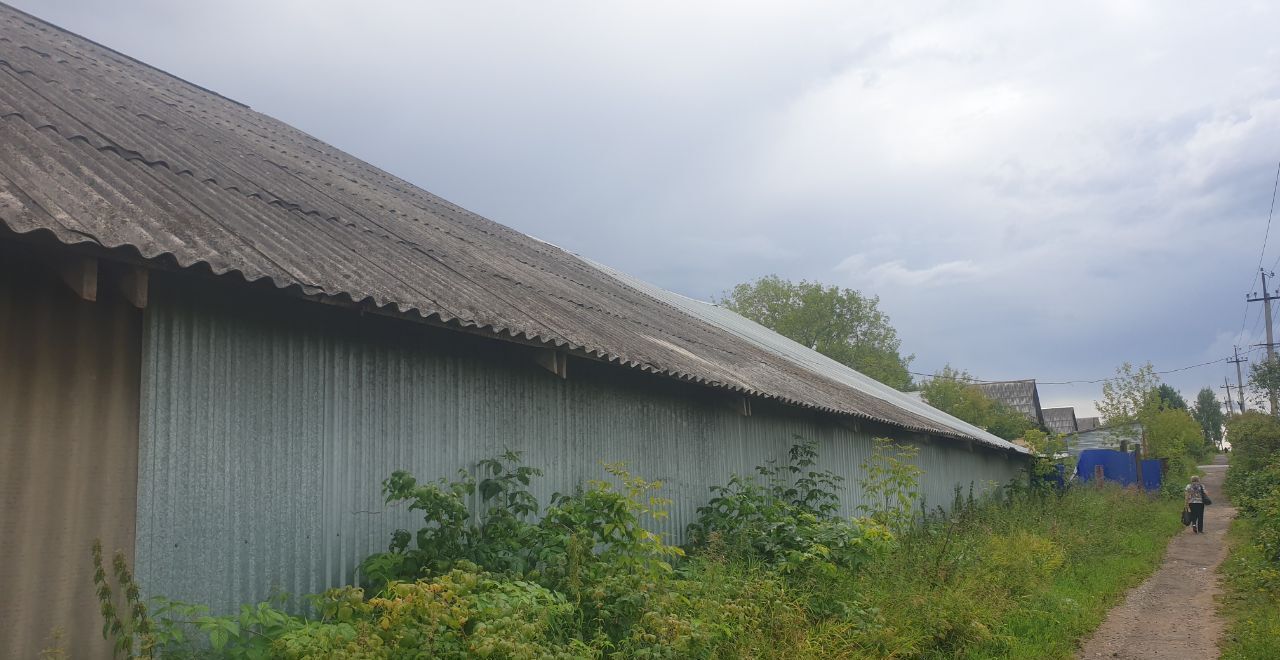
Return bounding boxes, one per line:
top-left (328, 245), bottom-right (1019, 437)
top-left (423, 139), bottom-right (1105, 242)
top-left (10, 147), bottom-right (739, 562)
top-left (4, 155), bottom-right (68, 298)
top-left (919, 366), bottom-right (1037, 441)
top-left (918, 366), bottom-right (988, 422)
top-left (1096, 362), bottom-right (1161, 425)
top-left (1248, 357), bottom-right (1280, 412)
top-left (1145, 407), bottom-right (1209, 462)
top-left (1151, 384), bottom-right (1188, 411)
top-left (1022, 428), bottom-right (1073, 486)
top-left (1226, 411), bottom-right (1280, 474)
top-left (1190, 387), bottom-right (1225, 450)
top-left (986, 403), bottom-right (1039, 441)
top-left (719, 275), bottom-right (914, 390)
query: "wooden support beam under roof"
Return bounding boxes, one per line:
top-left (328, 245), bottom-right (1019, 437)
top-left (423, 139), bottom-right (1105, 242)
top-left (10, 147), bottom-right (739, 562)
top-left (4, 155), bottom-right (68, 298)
top-left (117, 266), bottom-right (148, 308)
top-left (534, 349), bottom-right (568, 379)
top-left (57, 255), bottom-right (96, 301)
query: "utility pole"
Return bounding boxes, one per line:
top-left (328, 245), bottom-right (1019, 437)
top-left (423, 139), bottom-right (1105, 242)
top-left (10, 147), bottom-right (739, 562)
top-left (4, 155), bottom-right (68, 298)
top-left (1247, 269), bottom-right (1279, 413)
top-left (1222, 377), bottom-right (1236, 416)
top-left (1229, 347), bottom-right (1249, 413)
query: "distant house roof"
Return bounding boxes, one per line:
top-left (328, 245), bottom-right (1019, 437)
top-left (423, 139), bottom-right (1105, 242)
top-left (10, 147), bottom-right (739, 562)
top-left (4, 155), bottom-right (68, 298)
top-left (975, 380), bottom-right (1045, 428)
top-left (1076, 417), bottom-right (1101, 432)
top-left (1042, 407), bottom-right (1079, 435)
top-left (0, 4), bottom-right (1023, 453)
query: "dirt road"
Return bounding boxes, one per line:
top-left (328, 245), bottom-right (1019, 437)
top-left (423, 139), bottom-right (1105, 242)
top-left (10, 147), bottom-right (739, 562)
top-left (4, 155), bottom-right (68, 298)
top-left (1077, 456), bottom-right (1235, 659)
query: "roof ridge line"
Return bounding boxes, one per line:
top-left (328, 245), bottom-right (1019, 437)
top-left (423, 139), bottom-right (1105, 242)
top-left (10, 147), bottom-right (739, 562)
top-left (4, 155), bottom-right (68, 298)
top-left (0, 1), bottom-right (250, 109)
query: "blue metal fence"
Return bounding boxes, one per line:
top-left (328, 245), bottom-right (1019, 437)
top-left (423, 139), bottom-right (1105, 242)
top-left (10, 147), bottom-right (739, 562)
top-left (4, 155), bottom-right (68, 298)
top-left (1074, 449), bottom-right (1162, 490)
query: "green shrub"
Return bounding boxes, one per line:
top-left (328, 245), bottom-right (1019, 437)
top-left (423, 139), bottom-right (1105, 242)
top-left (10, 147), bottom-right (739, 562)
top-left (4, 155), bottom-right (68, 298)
top-left (272, 563), bottom-right (579, 659)
top-left (1222, 519), bottom-right (1280, 660)
top-left (686, 439), bottom-right (895, 575)
top-left (856, 438), bottom-right (924, 533)
top-left (532, 463), bottom-right (685, 642)
top-left (1219, 413), bottom-right (1280, 659)
top-left (360, 451), bottom-right (543, 588)
top-left (613, 559), bottom-right (809, 658)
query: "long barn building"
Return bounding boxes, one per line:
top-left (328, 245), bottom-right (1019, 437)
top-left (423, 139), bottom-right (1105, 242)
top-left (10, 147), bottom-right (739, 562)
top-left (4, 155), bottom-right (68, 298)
top-left (0, 4), bottom-right (1029, 656)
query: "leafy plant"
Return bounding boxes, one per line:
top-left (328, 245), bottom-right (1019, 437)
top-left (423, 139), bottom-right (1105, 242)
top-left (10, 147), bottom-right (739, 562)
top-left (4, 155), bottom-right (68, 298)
top-left (147, 598), bottom-right (299, 659)
top-left (92, 540), bottom-right (156, 659)
top-left (534, 463), bottom-right (685, 641)
top-left (857, 438), bottom-right (923, 533)
top-left (360, 450), bottom-right (543, 588)
top-left (687, 439), bottom-right (892, 575)
top-left (273, 564), bottom-right (579, 658)
top-left (1021, 428), bottom-right (1072, 492)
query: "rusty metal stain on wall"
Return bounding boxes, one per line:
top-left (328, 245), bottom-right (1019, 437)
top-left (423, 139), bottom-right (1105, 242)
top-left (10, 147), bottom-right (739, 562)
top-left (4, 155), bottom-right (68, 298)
top-left (0, 251), bottom-right (142, 658)
top-left (136, 280), bottom-right (1025, 615)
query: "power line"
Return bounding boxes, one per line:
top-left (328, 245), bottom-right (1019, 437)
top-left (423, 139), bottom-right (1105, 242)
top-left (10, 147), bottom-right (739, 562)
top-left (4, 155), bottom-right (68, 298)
top-left (909, 357), bottom-right (1229, 386)
top-left (1233, 161), bottom-right (1280, 349)
top-left (1260, 159), bottom-right (1280, 272)
top-left (1238, 269), bottom-right (1261, 342)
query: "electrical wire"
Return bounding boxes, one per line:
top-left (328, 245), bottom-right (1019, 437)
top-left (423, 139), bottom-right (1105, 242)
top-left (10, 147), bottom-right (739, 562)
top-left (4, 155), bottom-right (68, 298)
top-left (910, 357), bottom-right (1230, 386)
top-left (1260, 160), bottom-right (1280, 273)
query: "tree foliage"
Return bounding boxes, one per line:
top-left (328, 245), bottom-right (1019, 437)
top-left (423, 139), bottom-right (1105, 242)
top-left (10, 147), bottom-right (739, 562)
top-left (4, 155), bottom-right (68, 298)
top-left (1190, 387), bottom-right (1225, 450)
top-left (718, 275), bottom-right (914, 390)
top-left (919, 366), bottom-right (1038, 441)
top-left (1151, 384), bottom-right (1187, 411)
top-left (1095, 361), bottom-right (1161, 425)
top-left (1227, 411), bottom-right (1280, 475)
top-left (1144, 408), bottom-right (1208, 462)
top-left (1248, 356), bottom-right (1280, 412)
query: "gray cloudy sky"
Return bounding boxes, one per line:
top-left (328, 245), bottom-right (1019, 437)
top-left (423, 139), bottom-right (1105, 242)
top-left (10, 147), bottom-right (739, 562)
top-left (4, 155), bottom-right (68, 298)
top-left (19, 0), bottom-right (1280, 417)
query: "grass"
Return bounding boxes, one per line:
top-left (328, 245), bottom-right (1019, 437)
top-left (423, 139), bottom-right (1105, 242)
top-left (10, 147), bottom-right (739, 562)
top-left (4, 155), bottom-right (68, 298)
top-left (652, 485), bottom-right (1185, 659)
top-left (801, 486), bottom-right (1185, 659)
top-left (1219, 517), bottom-right (1280, 660)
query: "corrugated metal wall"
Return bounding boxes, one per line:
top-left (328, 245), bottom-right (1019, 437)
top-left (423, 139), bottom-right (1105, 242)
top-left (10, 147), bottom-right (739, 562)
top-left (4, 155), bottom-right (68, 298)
top-left (137, 281), bottom-right (1025, 613)
top-left (1, 254), bottom-right (141, 658)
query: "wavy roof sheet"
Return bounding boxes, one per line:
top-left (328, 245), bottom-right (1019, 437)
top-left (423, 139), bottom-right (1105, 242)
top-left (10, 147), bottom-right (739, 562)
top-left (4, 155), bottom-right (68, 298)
top-left (976, 380), bottom-right (1045, 427)
top-left (0, 3), bottom-right (1024, 453)
top-left (1042, 406), bottom-right (1079, 435)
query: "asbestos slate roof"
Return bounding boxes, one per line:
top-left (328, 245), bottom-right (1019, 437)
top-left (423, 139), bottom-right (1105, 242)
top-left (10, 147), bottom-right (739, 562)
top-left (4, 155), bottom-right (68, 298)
top-left (975, 380), bottom-right (1045, 427)
top-left (0, 4), bottom-right (1023, 453)
top-left (1041, 407), bottom-right (1078, 435)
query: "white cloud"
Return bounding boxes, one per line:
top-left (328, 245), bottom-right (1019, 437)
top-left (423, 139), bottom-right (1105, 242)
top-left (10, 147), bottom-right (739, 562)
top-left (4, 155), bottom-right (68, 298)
top-left (836, 254), bottom-right (984, 288)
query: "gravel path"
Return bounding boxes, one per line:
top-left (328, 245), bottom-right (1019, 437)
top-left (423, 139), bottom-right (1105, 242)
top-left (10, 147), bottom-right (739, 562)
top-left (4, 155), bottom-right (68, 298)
top-left (1076, 456), bottom-right (1235, 659)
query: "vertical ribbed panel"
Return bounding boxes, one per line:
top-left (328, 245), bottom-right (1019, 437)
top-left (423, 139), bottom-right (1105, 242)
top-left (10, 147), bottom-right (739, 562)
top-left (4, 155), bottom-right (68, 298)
top-left (1, 257), bottom-right (141, 659)
top-left (137, 289), bottom-right (1025, 613)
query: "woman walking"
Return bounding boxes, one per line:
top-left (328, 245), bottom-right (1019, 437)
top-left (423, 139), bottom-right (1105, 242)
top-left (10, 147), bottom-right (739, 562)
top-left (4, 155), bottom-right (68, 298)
top-left (1184, 475), bottom-right (1209, 533)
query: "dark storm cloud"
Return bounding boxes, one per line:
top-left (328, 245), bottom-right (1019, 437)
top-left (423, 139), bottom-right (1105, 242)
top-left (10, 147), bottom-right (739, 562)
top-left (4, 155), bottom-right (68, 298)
top-left (16, 0), bottom-right (1280, 416)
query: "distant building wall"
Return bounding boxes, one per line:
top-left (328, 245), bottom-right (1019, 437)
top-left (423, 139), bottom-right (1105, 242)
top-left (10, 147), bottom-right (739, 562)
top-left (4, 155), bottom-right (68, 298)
top-left (136, 278), bottom-right (1027, 613)
top-left (1066, 424), bottom-right (1141, 458)
top-left (0, 253), bottom-right (142, 659)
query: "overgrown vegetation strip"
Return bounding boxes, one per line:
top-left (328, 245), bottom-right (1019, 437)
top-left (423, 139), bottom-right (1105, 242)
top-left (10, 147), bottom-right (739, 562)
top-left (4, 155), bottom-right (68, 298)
top-left (1220, 412), bottom-right (1280, 660)
top-left (92, 441), bottom-right (1186, 659)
